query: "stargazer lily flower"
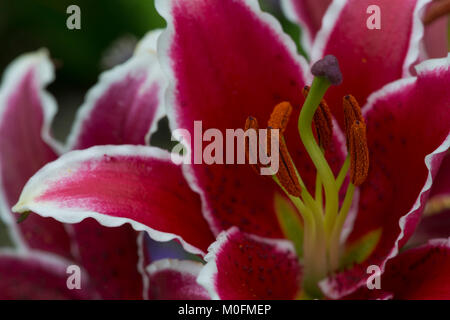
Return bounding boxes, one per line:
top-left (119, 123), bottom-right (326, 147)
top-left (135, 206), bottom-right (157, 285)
top-left (0, 31), bottom-right (172, 299)
top-left (9, 0), bottom-right (450, 299)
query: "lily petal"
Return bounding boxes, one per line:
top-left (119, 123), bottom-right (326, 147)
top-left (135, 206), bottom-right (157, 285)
top-left (407, 154), bottom-right (450, 245)
top-left (147, 259), bottom-right (210, 300)
top-left (281, 0), bottom-right (332, 53)
top-left (67, 30), bottom-right (165, 150)
top-left (66, 31), bottom-right (166, 299)
top-left (427, 153), bottom-right (450, 213)
top-left (321, 55), bottom-right (450, 298)
top-left (0, 250), bottom-right (97, 299)
top-left (348, 238), bottom-right (450, 299)
top-left (70, 220), bottom-right (144, 299)
top-left (0, 50), bottom-right (73, 257)
top-left (380, 238), bottom-right (450, 299)
top-left (312, 0), bottom-right (431, 127)
top-left (13, 145), bottom-right (215, 255)
top-left (408, 209), bottom-right (450, 246)
top-left (155, 0), bottom-right (335, 238)
top-left (197, 227), bottom-right (302, 300)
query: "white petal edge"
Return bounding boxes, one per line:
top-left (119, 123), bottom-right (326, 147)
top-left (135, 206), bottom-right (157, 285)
top-left (65, 38), bottom-right (166, 150)
top-left (0, 49), bottom-right (63, 251)
top-left (415, 53), bottom-right (450, 75)
top-left (280, 0), bottom-right (314, 55)
top-left (135, 29), bottom-right (163, 56)
top-left (310, 0), bottom-right (346, 63)
top-left (147, 258), bottom-right (205, 278)
top-left (136, 29), bottom-right (168, 145)
top-left (155, 0), bottom-right (312, 235)
top-left (196, 227), bottom-right (296, 300)
top-left (403, 0), bottom-right (432, 77)
top-left (310, 0), bottom-right (431, 77)
top-left (12, 145), bottom-right (206, 256)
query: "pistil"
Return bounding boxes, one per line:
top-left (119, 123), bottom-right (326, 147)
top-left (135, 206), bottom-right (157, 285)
top-left (243, 55), bottom-right (370, 298)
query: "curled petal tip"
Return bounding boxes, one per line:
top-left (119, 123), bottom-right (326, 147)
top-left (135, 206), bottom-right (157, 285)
top-left (311, 55), bottom-right (343, 85)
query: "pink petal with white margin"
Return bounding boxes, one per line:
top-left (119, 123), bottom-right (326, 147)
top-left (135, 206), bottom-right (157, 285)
top-left (311, 0), bottom-right (431, 127)
top-left (13, 145), bottom-right (215, 256)
top-left (156, 0), bottom-right (339, 238)
top-left (198, 227), bottom-right (302, 300)
top-left (147, 259), bottom-right (210, 300)
top-left (380, 238), bottom-right (450, 299)
top-left (0, 250), bottom-right (98, 299)
top-left (281, 0), bottom-right (332, 53)
top-left (320, 55), bottom-right (450, 299)
top-left (0, 50), bottom-right (73, 258)
top-left (67, 30), bottom-right (166, 150)
top-left (347, 238), bottom-right (450, 299)
top-left (66, 31), bottom-right (166, 299)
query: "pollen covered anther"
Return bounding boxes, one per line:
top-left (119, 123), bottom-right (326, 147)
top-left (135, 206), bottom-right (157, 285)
top-left (302, 86), bottom-right (333, 149)
top-left (265, 128), bottom-right (301, 197)
top-left (349, 121), bottom-right (369, 186)
top-left (343, 94), bottom-right (364, 146)
top-left (244, 105), bottom-right (302, 197)
top-left (268, 102), bottom-right (293, 134)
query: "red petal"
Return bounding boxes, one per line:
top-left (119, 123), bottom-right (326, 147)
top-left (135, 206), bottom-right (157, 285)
top-left (322, 56), bottom-right (450, 299)
top-left (70, 220), bottom-right (144, 299)
top-left (382, 238), bottom-right (450, 299)
top-left (198, 228), bottom-right (302, 299)
top-left (0, 51), bottom-right (73, 258)
top-left (312, 0), bottom-right (430, 127)
top-left (147, 259), bottom-right (210, 300)
top-left (0, 251), bottom-right (97, 299)
top-left (13, 146), bottom-right (215, 255)
top-left (282, 0), bottom-right (332, 52)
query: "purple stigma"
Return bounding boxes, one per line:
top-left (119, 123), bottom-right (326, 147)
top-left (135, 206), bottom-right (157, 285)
top-left (311, 55), bottom-right (343, 85)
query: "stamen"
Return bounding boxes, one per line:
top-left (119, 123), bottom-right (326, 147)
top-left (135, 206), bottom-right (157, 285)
top-left (276, 134), bottom-right (302, 197)
top-left (343, 95), bottom-right (364, 146)
top-left (268, 102), bottom-right (292, 134)
top-left (302, 86), bottom-right (333, 150)
top-left (349, 121), bottom-right (369, 186)
top-left (244, 115), bottom-right (302, 197)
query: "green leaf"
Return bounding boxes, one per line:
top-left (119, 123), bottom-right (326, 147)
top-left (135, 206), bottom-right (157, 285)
top-left (340, 228), bottom-right (382, 268)
top-left (274, 193), bottom-right (304, 257)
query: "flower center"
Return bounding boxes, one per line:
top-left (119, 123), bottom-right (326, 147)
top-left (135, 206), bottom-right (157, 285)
top-left (244, 55), bottom-right (369, 299)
